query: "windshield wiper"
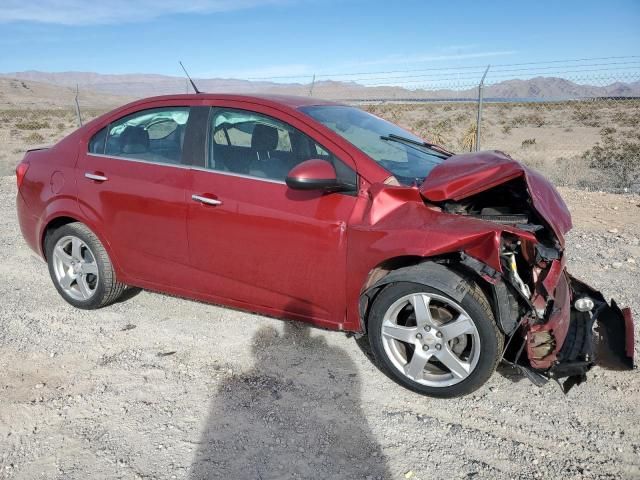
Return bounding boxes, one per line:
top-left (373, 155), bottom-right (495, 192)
top-left (380, 133), bottom-right (450, 157)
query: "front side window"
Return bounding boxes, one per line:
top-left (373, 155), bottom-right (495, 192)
top-left (208, 108), bottom-right (356, 184)
top-left (300, 105), bottom-right (448, 186)
top-left (89, 107), bottom-right (190, 165)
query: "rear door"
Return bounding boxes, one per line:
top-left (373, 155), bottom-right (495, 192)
top-left (186, 105), bottom-right (359, 325)
top-left (76, 105), bottom-right (203, 286)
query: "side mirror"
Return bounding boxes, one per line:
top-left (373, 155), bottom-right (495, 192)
top-left (286, 159), bottom-right (350, 192)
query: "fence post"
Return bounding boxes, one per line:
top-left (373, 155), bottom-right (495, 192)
top-left (475, 65), bottom-right (490, 151)
top-left (74, 84), bottom-right (83, 127)
top-left (308, 74), bottom-right (316, 97)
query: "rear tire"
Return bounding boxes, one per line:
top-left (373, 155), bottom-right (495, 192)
top-left (45, 222), bottom-right (127, 309)
top-left (367, 276), bottom-right (503, 398)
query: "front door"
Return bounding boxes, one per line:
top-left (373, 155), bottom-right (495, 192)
top-left (187, 107), bottom-right (358, 326)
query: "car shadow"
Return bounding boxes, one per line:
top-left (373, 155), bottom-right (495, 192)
top-left (189, 311), bottom-right (390, 479)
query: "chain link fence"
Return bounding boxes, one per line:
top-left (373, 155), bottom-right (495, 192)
top-left (206, 57), bottom-right (640, 191)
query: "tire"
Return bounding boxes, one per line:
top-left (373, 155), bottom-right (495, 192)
top-left (367, 276), bottom-right (503, 398)
top-left (45, 222), bottom-right (127, 309)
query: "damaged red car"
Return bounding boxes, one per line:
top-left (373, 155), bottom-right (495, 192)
top-left (16, 94), bottom-right (635, 397)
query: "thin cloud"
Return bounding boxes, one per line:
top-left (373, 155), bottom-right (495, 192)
top-left (0, 0), bottom-right (292, 25)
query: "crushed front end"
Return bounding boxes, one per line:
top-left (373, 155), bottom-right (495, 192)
top-left (419, 151), bottom-right (636, 392)
top-left (497, 238), bottom-right (635, 392)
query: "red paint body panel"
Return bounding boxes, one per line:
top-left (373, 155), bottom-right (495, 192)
top-left (14, 93), bottom-right (634, 376)
top-left (420, 151), bottom-right (573, 245)
top-left (187, 169), bottom-right (355, 325)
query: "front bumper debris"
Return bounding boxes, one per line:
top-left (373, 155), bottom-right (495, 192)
top-left (544, 275), bottom-right (635, 392)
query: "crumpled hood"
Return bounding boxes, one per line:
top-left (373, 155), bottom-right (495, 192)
top-left (419, 150), bottom-right (572, 245)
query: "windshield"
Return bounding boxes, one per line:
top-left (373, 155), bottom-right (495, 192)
top-left (300, 105), bottom-right (448, 185)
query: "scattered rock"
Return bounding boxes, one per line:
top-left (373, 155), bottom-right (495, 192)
top-left (157, 351), bottom-right (177, 357)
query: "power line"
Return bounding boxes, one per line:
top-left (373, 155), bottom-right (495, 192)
top-left (358, 66), bottom-right (640, 87)
top-left (339, 61), bottom-right (640, 84)
top-left (241, 55), bottom-right (640, 81)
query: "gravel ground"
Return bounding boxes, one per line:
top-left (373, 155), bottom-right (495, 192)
top-left (1, 176), bottom-right (639, 480)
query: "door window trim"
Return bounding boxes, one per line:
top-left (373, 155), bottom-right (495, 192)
top-left (86, 152), bottom-right (193, 170)
top-left (88, 106), bottom-right (192, 167)
top-left (203, 106), bottom-right (357, 188)
top-left (191, 165), bottom-right (286, 185)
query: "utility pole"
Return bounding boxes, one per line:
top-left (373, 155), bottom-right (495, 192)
top-left (308, 74), bottom-right (316, 97)
top-left (475, 65), bottom-right (490, 151)
top-left (74, 84), bottom-right (83, 127)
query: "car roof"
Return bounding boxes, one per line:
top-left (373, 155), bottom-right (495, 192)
top-left (125, 93), bottom-right (344, 110)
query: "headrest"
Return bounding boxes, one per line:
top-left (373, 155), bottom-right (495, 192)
top-left (251, 123), bottom-right (278, 151)
top-left (121, 126), bottom-right (149, 154)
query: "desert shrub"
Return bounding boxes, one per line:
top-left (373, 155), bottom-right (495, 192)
top-left (502, 125), bottom-right (512, 135)
top-left (460, 124), bottom-right (477, 152)
top-left (571, 105), bottom-right (601, 127)
top-left (56, 122), bottom-right (65, 130)
top-left (510, 113), bottom-right (545, 128)
top-left (521, 138), bottom-right (536, 148)
top-left (610, 108), bottom-right (640, 128)
top-left (582, 130), bottom-right (640, 189)
top-left (433, 118), bottom-right (452, 131)
top-left (15, 120), bottom-right (51, 130)
top-left (600, 126), bottom-right (616, 136)
top-left (25, 132), bottom-right (45, 144)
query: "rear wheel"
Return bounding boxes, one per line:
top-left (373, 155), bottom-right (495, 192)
top-left (367, 278), bottom-right (503, 398)
top-left (45, 222), bottom-right (127, 309)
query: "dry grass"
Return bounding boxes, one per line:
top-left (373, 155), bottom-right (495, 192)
top-left (363, 99), bottom-right (640, 191)
top-left (0, 108), bottom-right (107, 175)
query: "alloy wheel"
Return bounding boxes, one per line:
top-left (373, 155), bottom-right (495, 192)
top-left (380, 292), bottom-right (481, 387)
top-left (51, 235), bottom-right (99, 301)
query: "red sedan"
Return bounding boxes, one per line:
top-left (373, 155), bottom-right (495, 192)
top-left (15, 94), bottom-right (634, 397)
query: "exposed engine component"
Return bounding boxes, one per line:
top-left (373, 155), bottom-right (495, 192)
top-left (502, 252), bottom-right (531, 299)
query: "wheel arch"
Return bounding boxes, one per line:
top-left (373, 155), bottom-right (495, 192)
top-left (42, 216), bottom-right (78, 259)
top-left (358, 255), bottom-right (515, 335)
top-left (40, 215), bottom-right (124, 281)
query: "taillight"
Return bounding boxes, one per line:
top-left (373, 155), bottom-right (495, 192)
top-left (16, 162), bottom-right (29, 189)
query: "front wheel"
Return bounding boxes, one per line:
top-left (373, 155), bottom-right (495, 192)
top-left (367, 278), bottom-right (503, 398)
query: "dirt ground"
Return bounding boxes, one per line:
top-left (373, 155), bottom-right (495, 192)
top-left (0, 175), bottom-right (639, 480)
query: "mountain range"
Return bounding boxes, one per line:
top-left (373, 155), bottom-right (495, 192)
top-left (1, 70), bottom-right (639, 107)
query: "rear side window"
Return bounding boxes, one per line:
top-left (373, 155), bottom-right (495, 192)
top-left (88, 127), bottom-right (107, 154)
top-left (89, 107), bottom-right (190, 165)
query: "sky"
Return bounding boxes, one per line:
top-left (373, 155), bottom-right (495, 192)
top-left (0, 0), bottom-right (639, 84)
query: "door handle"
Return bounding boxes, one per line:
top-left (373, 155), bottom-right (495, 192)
top-left (85, 172), bottom-right (108, 182)
top-left (192, 194), bottom-right (223, 206)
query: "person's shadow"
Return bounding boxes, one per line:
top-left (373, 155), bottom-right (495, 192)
top-left (189, 316), bottom-right (390, 479)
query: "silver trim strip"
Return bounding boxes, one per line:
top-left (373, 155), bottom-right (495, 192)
top-left (84, 172), bottom-right (108, 182)
top-left (190, 166), bottom-right (287, 185)
top-left (87, 153), bottom-right (192, 170)
top-left (86, 153), bottom-right (287, 185)
top-left (192, 194), bottom-right (223, 206)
